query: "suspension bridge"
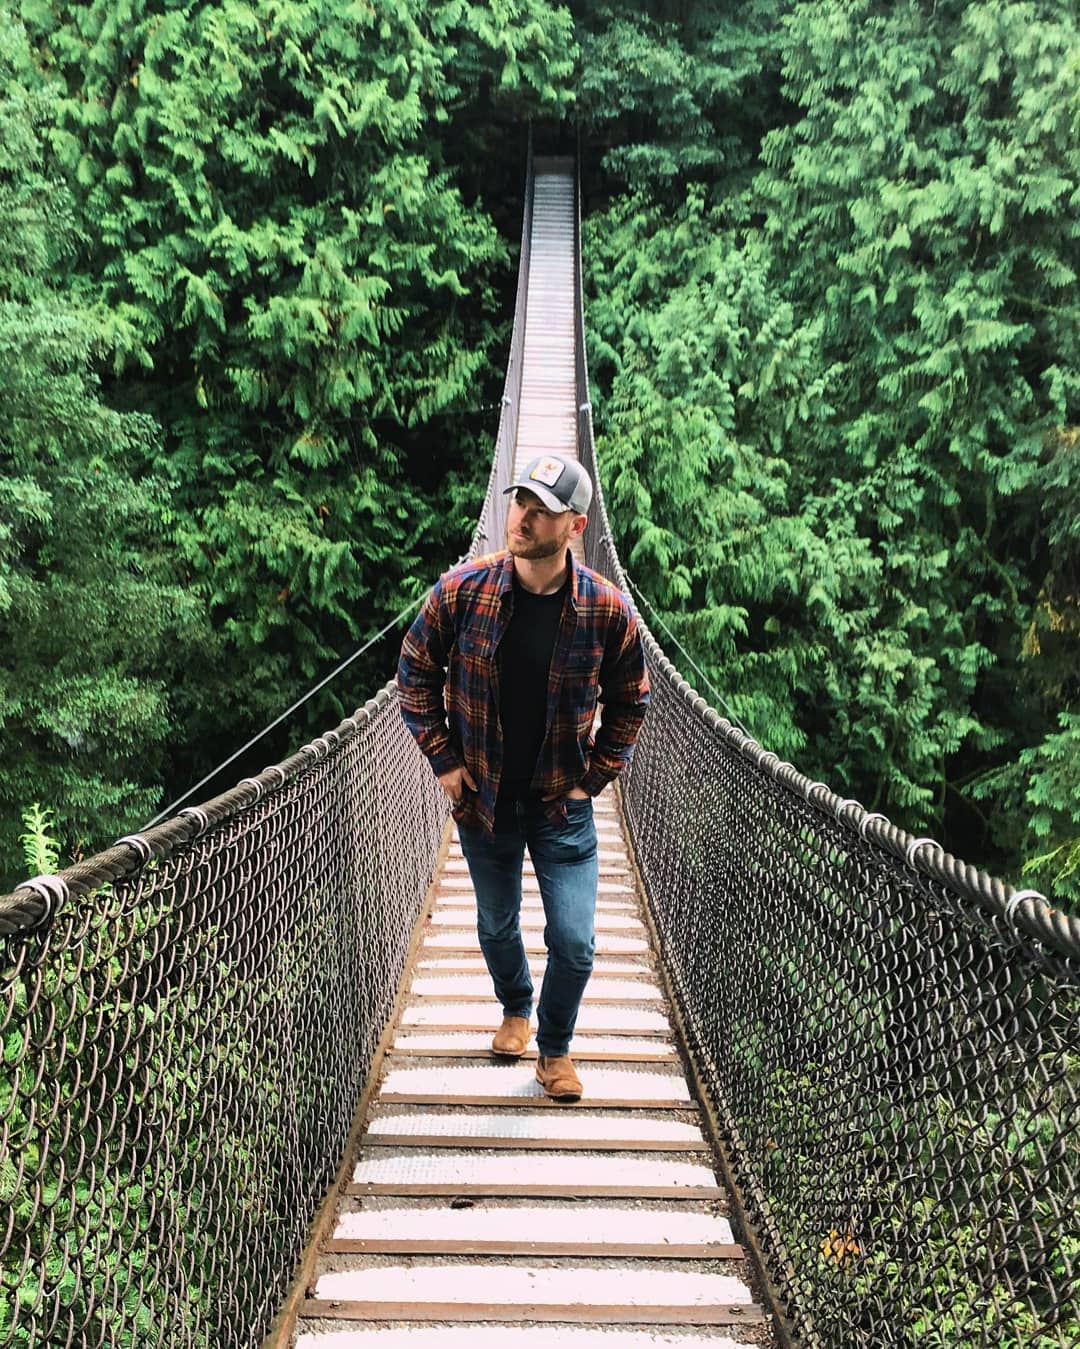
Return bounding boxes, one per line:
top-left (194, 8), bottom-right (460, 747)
top-left (2, 152), bottom-right (1078, 1349)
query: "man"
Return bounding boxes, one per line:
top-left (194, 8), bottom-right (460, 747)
top-left (397, 452), bottom-right (649, 1102)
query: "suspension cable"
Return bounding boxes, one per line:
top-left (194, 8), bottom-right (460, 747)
top-left (144, 560), bottom-right (464, 828)
top-left (621, 571), bottom-right (755, 741)
top-left (150, 556), bottom-right (747, 827)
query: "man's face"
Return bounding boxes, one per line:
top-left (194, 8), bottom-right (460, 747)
top-left (506, 488), bottom-right (579, 560)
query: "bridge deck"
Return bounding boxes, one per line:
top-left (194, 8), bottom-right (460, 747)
top-left (289, 165), bottom-right (770, 1347)
top-left (516, 162), bottom-right (583, 561)
top-left (293, 792), bottom-right (767, 1346)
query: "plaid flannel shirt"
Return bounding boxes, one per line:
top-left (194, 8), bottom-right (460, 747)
top-left (397, 549), bottom-right (649, 833)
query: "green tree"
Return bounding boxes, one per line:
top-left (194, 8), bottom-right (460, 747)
top-left (19, 0), bottom-right (577, 798)
top-left (754, 0), bottom-right (1080, 885)
top-left (574, 0), bottom-right (785, 191)
top-left (0, 9), bottom-right (206, 887)
top-left (579, 0), bottom-right (1080, 895)
top-left (972, 426), bottom-right (1080, 901)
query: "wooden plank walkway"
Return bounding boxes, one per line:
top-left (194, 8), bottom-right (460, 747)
top-left (293, 792), bottom-right (768, 1347)
top-left (288, 163), bottom-right (772, 1349)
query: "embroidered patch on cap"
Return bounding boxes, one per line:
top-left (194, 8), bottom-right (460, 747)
top-left (529, 456), bottom-right (566, 488)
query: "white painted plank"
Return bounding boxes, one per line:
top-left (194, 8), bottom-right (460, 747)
top-left (391, 1032), bottom-right (671, 1056)
top-left (409, 975), bottom-right (662, 1002)
top-left (353, 1150), bottom-right (716, 1189)
top-left (418, 932), bottom-right (651, 955)
top-left (445, 849), bottom-right (629, 867)
top-left (428, 910), bottom-right (646, 933)
top-left (365, 1109), bottom-right (701, 1143)
top-left (334, 1204), bottom-right (733, 1245)
top-left (436, 878), bottom-right (635, 897)
top-left (298, 1329), bottom-right (749, 1349)
top-left (314, 1264), bottom-right (750, 1307)
top-left (378, 1063), bottom-right (690, 1102)
top-left (413, 957), bottom-right (652, 977)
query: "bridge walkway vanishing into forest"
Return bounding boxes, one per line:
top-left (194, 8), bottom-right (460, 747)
top-left (2, 153), bottom-right (1079, 1349)
top-left (288, 157), bottom-right (767, 1345)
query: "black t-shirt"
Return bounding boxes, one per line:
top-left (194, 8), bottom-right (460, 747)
top-left (496, 573), bottom-right (567, 802)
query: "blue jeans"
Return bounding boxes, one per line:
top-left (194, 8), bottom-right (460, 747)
top-left (459, 797), bottom-right (598, 1058)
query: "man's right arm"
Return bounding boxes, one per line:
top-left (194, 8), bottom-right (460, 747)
top-left (397, 578), bottom-right (463, 777)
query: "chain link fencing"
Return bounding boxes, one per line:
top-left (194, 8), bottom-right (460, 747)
top-left (0, 693), bottom-right (447, 1347)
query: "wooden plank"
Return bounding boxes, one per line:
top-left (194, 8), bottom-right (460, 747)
top-left (347, 1182), bottom-right (721, 1200)
top-left (411, 950), bottom-right (653, 965)
top-left (434, 875), bottom-right (634, 887)
top-left (407, 996), bottom-right (666, 1008)
top-left (430, 905), bottom-right (636, 917)
top-left (387, 1048), bottom-right (678, 1064)
top-left (435, 875), bottom-right (634, 886)
top-left (377, 1095), bottom-right (692, 1110)
top-left (391, 1024), bottom-right (673, 1039)
top-left (426, 921), bottom-right (646, 935)
top-left (361, 1134), bottom-right (704, 1153)
top-left (428, 899), bottom-right (557, 911)
top-left (428, 898), bottom-right (638, 911)
top-left (409, 969), bottom-right (660, 984)
top-left (416, 949), bottom-right (653, 965)
top-left (411, 963), bottom-right (655, 977)
top-left (324, 1239), bottom-right (745, 1260)
top-left (301, 1300), bottom-right (762, 1326)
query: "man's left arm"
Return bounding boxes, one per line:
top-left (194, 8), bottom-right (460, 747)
top-left (578, 606), bottom-right (650, 797)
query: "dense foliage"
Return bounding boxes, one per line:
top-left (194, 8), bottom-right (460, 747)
top-left (0, 0), bottom-right (575, 888)
top-left (1, 0), bottom-right (1076, 904)
top-left (577, 0), bottom-right (1080, 902)
top-left (0, 13), bottom-right (204, 871)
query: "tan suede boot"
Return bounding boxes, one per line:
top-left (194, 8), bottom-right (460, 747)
top-left (491, 1015), bottom-right (530, 1057)
top-left (535, 1054), bottom-right (582, 1102)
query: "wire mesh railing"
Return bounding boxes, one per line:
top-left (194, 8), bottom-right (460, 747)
top-left (0, 692), bottom-right (447, 1348)
top-left (571, 156), bottom-right (1080, 1346)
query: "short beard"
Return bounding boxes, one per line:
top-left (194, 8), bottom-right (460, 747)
top-left (506, 528), bottom-right (568, 561)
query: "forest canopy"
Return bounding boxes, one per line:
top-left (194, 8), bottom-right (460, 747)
top-left (0, 0), bottom-right (1077, 903)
